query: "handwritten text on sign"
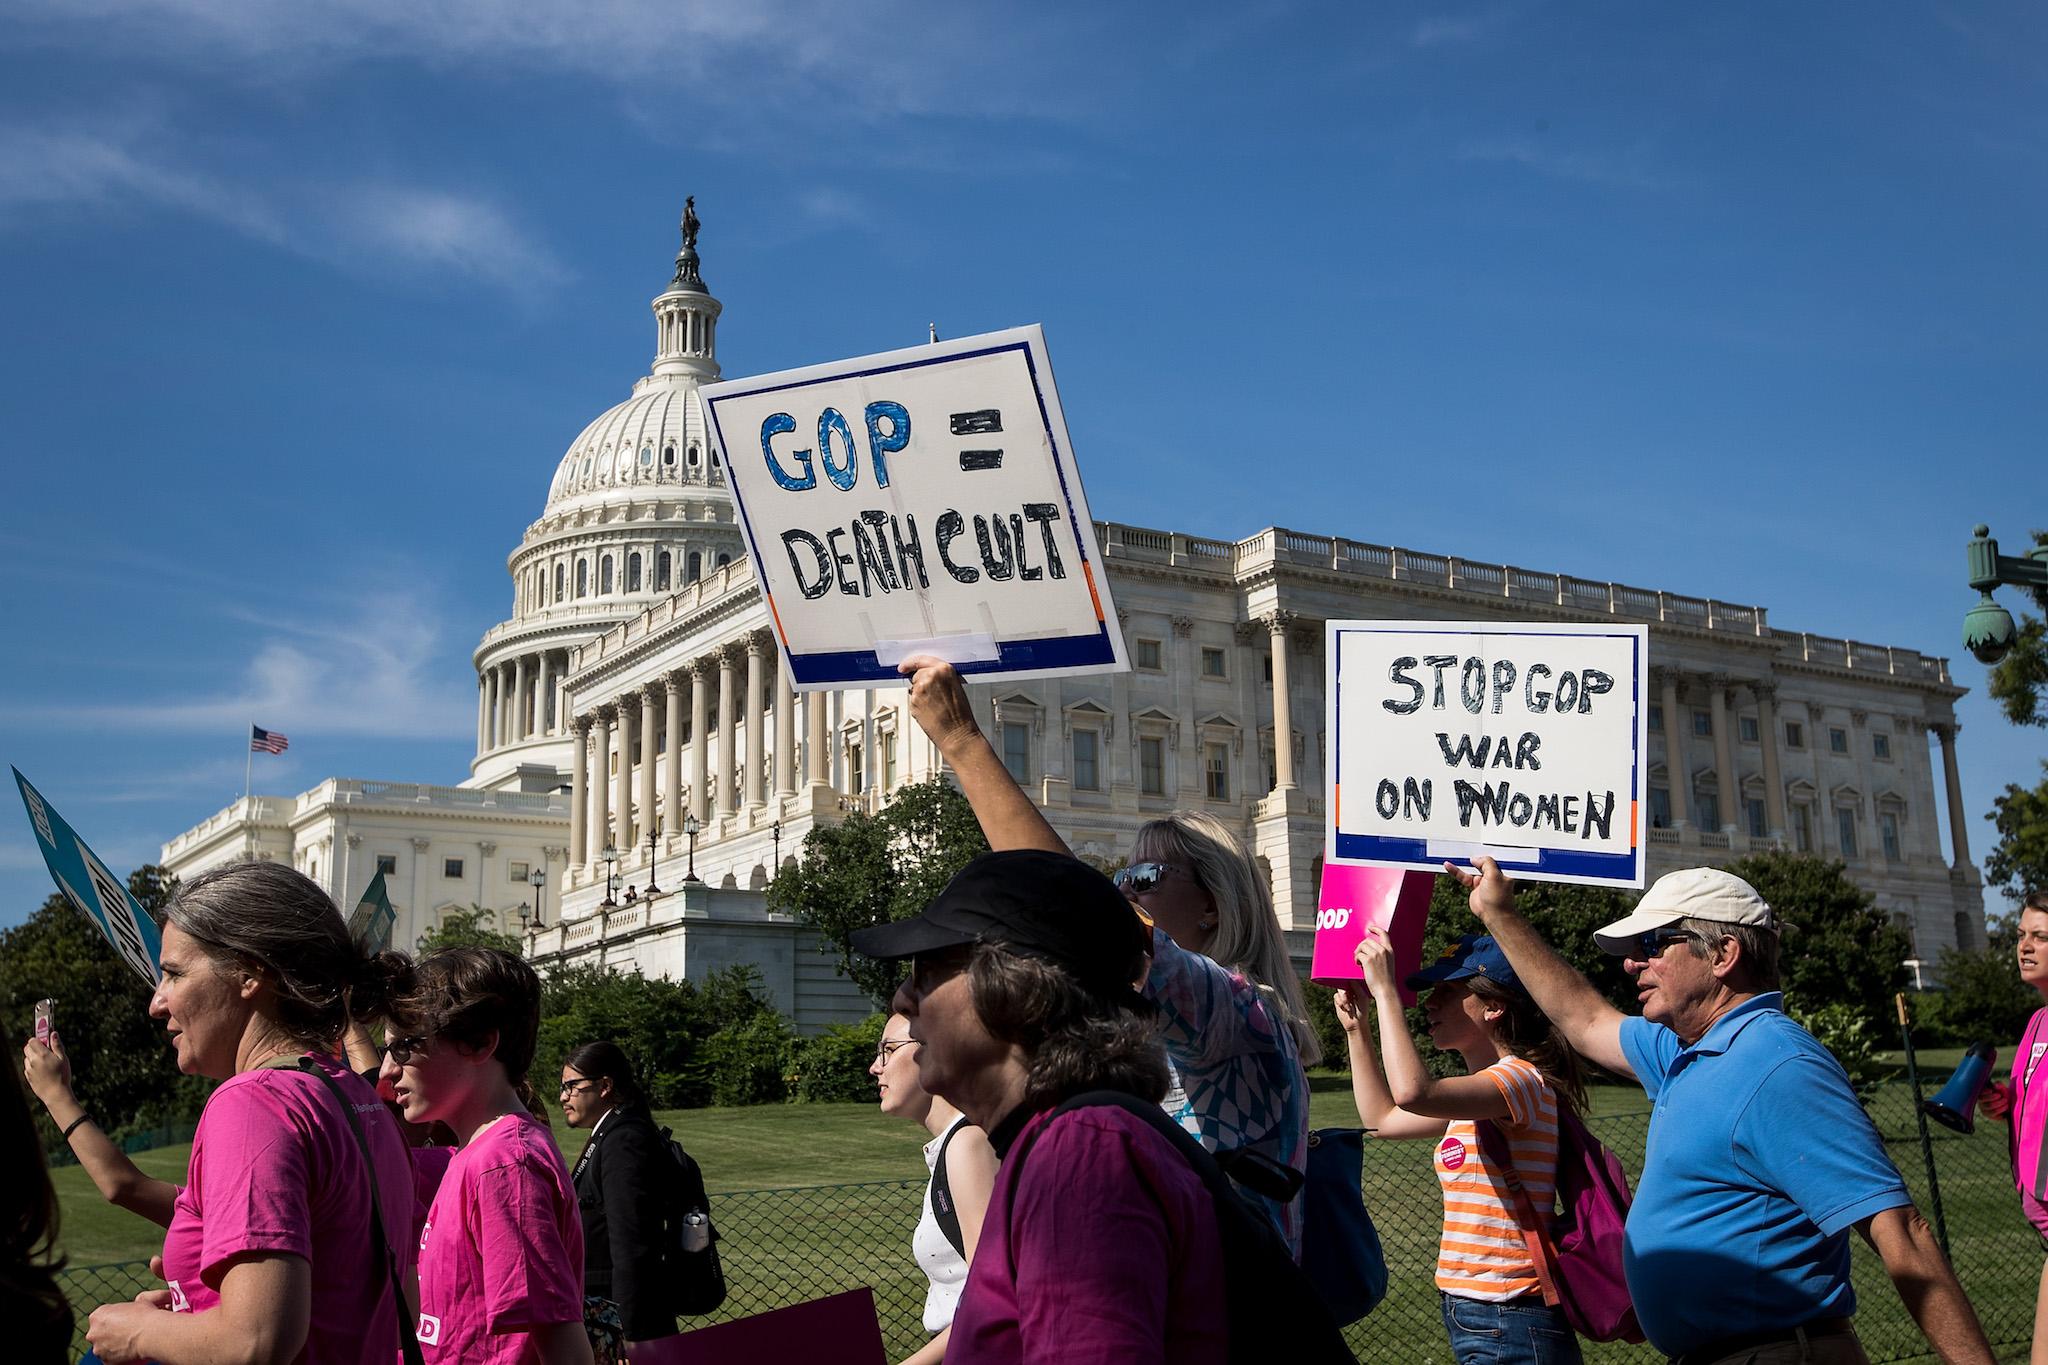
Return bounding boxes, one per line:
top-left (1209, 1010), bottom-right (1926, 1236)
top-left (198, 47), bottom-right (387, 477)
top-left (702, 327), bottom-right (1125, 690)
top-left (1327, 621), bottom-right (1648, 888)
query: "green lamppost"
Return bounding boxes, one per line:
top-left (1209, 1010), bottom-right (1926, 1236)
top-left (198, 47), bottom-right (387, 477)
top-left (1963, 524), bottom-right (2048, 664)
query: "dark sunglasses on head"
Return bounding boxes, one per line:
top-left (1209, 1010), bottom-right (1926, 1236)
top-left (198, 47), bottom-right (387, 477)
top-left (383, 1035), bottom-right (429, 1066)
top-left (1113, 862), bottom-right (1180, 894)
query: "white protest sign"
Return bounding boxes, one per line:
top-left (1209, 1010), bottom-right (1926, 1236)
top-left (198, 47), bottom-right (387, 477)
top-left (699, 326), bottom-right (1127, 690)
top-left (1326, 621), bottom-right (1649, 888)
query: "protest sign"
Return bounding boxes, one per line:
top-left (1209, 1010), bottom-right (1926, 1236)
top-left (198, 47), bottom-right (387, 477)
top-left (349, 869), bottom-right (397, 952)
top-left (1325, 621), bottom-right (1649, 888)
top-left (699, 325), bottom-right (1127, 689)
top-left (1309, 863), bottom-right (1435, 1006)
top-left (629, 1287), bottom-right (884, 1364)
top-left (12, 767), bottom-right (162, 985)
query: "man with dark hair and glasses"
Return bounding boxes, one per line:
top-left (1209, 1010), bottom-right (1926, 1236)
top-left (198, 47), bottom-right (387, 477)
top-left (1449, 858), bottom-right (1992, 1365)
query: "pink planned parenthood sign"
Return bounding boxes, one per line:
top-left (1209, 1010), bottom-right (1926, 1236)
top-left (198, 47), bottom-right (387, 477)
top-left (1309, 862), bottom-right (1434, 1007)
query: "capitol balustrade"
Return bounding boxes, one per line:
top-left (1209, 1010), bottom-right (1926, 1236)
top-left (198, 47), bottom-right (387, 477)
top-left (160, 797), bottom-right (295, 860)
top-left (309, 779), bottom-right (568, 815)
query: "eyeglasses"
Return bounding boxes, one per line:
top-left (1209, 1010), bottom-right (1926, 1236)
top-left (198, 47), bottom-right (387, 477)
top-left (384, 1035), bottom-right (428, 1067)
top-left (908, 947), bottom-right (971, 992)
top-left (873, 1039), bottom-right (917, 1065)
top-left (1113, 862), bottom-right (1183, 895)
top-left (559, 1080), bottom-right (598, 1098)
top-left (1626, 930), bottom-right (1697, 961)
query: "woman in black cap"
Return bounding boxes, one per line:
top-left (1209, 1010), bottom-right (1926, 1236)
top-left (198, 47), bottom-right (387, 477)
top-left (895, 658), bottom-right (1314, 1254)
top-left (851, 849), bottom-right (1229, 1362)
top-left (1338, 931), bottom-right (1587, 1365)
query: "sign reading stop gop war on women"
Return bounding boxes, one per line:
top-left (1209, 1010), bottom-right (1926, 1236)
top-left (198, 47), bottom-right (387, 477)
top-left (1326, 621), bottom-right (1650, 888)
top-left (13, 767), bottom-right (163, 985)
top-left (699, 326), bottom-right (1127, 690)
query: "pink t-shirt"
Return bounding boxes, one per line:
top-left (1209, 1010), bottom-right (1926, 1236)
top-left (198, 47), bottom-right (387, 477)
top-left (411, 1145), bottom-right (456, 1245)
top-left (415, 1111), bottom-right (585, 1364)
top-left (2012, 1007), bottom-right (2048, 1235)
top-left (161, 1053), bottom-right (415, 1362)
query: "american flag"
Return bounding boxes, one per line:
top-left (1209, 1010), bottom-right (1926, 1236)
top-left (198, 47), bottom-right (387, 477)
top-left (249, 726), bottom-right (290, 755)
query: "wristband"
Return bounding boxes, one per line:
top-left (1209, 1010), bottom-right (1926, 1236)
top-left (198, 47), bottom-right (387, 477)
top-left (61, 1113), bottom-right (92, 1140)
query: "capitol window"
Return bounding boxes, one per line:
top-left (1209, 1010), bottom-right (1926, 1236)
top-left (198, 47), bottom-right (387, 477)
top-left (717, 553), bottom-right (731, 569)
top-left (664, 444), bottom-right (676, 467)
top-left (686, 551), bottom-right (702, 583)
top-left (627, 553), bottom-right (642, 592)
top-left (688, 444), bottom-right (700, 467)
top-left (601, 557), bottom-right (615, 594)
top-left (576, 560), bottom-right (589, 597)
top-left (640, 445), bottom-right (654, 467)
top-left (555, 564), bottom-right (565, 602)
top-left (656, 551), bottom-right (672, 591)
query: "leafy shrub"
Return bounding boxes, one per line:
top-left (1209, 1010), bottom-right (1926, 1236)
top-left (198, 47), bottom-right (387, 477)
top-left (787, 1014), bottom-right (888, 1103)
top-left (704, 1012), bottom-right (797, 1106)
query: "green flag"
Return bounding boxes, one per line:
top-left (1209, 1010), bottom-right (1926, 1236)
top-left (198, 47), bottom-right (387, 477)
top-left (349, 869), bottom-right (396, 952)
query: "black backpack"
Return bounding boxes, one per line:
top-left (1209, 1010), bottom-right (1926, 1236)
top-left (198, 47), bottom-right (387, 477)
top-left (657, 1125), bottom-right (728, 1316)
top-left (1008, 1092), bottom-right (1355, 1365)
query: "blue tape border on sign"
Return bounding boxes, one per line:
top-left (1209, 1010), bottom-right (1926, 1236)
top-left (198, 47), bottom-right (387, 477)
top-left (704, 334), bottom-right (1109, 689)
top-left (1330, 624), bottom-right (1645, 887)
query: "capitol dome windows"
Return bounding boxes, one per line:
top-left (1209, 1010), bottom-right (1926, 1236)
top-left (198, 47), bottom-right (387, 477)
top-left (627, 553), bottom-right (643, 593)
top-left (601, 556), bottom-right (615, 595)
top-left (554, 564), bottom-right (566, 603)
top-left (686, 551), bottom-right (702, 584)
top-left (576, 559), bottom-right (589, 598)
top-left (664, 444), bottom-right (676, 468)
top-left (656, 551), bottom-right (672, 591)
top-left (687, 444), bottom-right (700, 469)
top-left (640, 444), bottom-right (654, 468)
top-left (717, 552), bottom-right (731, 569)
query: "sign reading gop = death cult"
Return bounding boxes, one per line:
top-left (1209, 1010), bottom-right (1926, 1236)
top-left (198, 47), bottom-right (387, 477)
top-left (699, 326), bottom-right (1127, 689)
top-left (1326, 621), bottom-right (1649, 888)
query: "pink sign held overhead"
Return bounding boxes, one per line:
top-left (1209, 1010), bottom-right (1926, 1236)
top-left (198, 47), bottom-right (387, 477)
top-left (1309, 862), bottom-right (1435, 1007)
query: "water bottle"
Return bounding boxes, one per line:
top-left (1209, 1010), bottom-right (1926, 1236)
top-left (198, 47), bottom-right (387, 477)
top-left (680, 1209), bottom-right (711, 1253)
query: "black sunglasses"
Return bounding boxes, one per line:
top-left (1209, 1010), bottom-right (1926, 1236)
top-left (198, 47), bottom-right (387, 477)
top-left (1626, 930), bottom-right (1696, 961)
top-left (384, 1035), bottom-right (429, 1066)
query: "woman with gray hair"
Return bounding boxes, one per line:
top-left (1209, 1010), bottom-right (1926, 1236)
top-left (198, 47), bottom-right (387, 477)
top-left (79, 861), bottom-right (418, 1365)
top-left (898, 658), bottom-right (1316, 1254)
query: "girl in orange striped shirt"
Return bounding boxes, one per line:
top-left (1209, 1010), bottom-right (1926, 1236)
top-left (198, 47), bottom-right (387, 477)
top-left (1339, 931), bottom-right (1589, 1365)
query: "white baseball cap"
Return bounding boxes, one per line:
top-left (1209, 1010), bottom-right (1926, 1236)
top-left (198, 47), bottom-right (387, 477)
top-left (1593, 867), bottom-right (1776, 956)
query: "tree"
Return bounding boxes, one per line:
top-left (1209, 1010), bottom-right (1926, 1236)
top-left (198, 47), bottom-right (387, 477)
top-left (1917, 911), bottom-right (2039, 1048)
top-left (1986, 528), bottom-right (2048, 729)
top-left (1985, 763), bottom-right (2048, 904)
top-left (533, 962), bottom-right (794, 1109)
top-left (416, 906), bottom-right (522, 954)
top-left (1725, 851), bottom-right (1909, 1027)
top-left (0, 865), bottom-right (209, 1143)
top-left (766, 775), bottom-right (990, 1006)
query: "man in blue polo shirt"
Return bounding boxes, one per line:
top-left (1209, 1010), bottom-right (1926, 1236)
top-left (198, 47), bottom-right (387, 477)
top-left (1454, 856), bottom-right (1993, 1364)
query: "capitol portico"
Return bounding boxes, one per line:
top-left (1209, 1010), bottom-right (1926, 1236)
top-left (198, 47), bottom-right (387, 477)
top-left (162, 205), bottom-right (1987, 1028)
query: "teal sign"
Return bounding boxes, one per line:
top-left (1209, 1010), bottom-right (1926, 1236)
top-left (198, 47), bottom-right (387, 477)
top-left (13, 767), bottom-right (162, 985)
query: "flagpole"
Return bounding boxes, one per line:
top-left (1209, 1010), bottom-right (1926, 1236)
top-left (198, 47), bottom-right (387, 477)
top-left (244, 725), bottom-right (252, 805)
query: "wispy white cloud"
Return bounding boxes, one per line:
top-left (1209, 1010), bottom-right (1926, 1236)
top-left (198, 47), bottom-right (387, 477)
top-left (1456, 135), bottom-right (1671, 190)
top-left (17, 583), bottom-right (474, 742)
top-left (0, 124), bottom-right (565, 287)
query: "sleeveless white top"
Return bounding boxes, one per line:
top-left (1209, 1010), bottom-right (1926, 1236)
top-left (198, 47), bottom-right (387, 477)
top-left (913, 1114), bottom-right (972, 1332)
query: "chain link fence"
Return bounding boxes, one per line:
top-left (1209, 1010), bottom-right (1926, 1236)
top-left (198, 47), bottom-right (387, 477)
top-left (53, 1083), bottom-right (2035, 1362)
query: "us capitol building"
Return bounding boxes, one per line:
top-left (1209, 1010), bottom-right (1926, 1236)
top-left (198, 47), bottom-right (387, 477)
top-left (161, 206), bottom-right (1987, 1029)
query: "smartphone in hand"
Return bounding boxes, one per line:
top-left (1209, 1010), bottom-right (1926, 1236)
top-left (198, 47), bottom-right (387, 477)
top-left (33, 998), bottom-right (53, 1046)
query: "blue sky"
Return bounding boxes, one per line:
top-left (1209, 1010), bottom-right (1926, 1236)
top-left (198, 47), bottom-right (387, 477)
top-left (2, 1), bottom-right (2044, 930)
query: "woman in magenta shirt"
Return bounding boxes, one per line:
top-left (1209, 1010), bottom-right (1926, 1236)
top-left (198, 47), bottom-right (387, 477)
top-left (82, 862), bottom-right (417, 1365)
top-left (1984, 889), bottom-right (2048, 1365)
top-left (379, 947), bottom-right (593, 1365)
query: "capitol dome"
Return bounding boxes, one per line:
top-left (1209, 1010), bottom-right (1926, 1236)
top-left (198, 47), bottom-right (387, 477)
top-left (464, 201), bottom-right (748, 792)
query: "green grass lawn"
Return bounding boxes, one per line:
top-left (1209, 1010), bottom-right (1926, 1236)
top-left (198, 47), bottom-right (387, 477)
top-left (52, 1081), bottom-right (2038, 1363)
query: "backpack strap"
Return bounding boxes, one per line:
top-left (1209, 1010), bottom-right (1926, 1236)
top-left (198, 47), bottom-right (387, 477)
top-left (929, 1117), bottom-right (966, 1259)
top-left (1474, 1118), bottom-right (1562, 1310)
top-left (293, 1058), bottom-right (426, 1365)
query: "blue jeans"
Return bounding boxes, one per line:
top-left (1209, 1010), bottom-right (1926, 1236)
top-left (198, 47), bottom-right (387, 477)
top-left (1440, 1292), bottom-right (1583, 1365)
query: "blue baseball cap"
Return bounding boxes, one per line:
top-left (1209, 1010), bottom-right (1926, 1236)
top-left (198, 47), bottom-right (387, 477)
top-left (1405, 934), bottom-right (1523, 994)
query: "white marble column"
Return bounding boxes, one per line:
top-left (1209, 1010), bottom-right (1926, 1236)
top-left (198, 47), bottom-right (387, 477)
top-left (485, 668), bottom-right (501, 749)
top-left (745, 634), bottom-right (767, 810)
top-left (615, 697), bottom-right (637, 850)
top-left (1266, 611), bottom-right (1296, 792)
top-left (1755, 682), bottom-right (1787, 837)
top-left (774, 661), bottom-right (797, 799)
top-left (639, 682), bottom-right (661, 843)
top-left (530, 657), bottom-right (548, 739)
top-left (1937, 723), bottom-right (1971, 868)
top-left (592, 708), bottom-right (614, 866)
top-left (690, 660), bottom-right (712, 824)
top-left (512, 655), bottom-right (530, 742)
top-left (1657, 668), bottom-right (1687, 830)
top-left (717, 645), bottom-right (739, 817)
top-left (569, 718), bottom-right (589, 869)
top-left (807, 688), bottom-right (830, 789)
top-left (1708, 675), bottom-right (1737, 831)
top-left (662, 670), bottom-right (685, 831)
top-left (476, 677), bottom-right (488, 754)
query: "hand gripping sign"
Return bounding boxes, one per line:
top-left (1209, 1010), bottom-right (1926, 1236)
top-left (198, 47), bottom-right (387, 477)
top-left (699, 325), bottom-right (1128, 689)
top-left (1309, 862), bottom-right (1435, 1007)
top-left (1325, 621), bottom-right (1649, 889)
top-left (13, 767), bottom-right (163, 985)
